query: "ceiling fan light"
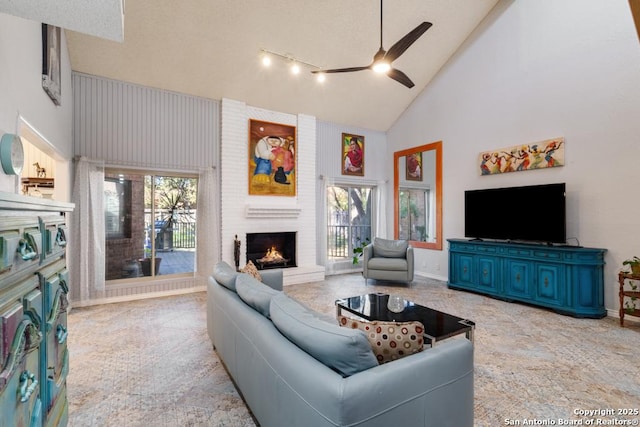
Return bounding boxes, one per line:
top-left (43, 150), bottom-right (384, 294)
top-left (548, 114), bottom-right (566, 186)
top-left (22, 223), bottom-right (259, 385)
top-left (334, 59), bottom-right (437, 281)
top-left (372, 61), bottom-right (391, 73)
top-left (261, 53), bottom-right (272, 67)
top-left (316, 72), bottom-right (326, 83)
top-left (291, 62), bottom-right (301, 75)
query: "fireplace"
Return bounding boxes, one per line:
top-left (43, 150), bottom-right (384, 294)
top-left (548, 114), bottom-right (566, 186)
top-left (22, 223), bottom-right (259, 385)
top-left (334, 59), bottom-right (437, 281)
top-left (246, 232), bottom-right (297, 270)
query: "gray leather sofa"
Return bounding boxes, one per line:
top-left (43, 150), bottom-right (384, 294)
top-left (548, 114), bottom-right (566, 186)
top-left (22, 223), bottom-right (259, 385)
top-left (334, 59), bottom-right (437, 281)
top-left (363, 238), bottom-right (414, 284)
top-left (207, 261), bottom-right (474, 427)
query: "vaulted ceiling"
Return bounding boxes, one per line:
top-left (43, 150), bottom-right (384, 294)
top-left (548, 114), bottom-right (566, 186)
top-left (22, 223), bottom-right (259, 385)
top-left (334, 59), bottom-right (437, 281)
top-left (68, 1), bottom-right (499, 131)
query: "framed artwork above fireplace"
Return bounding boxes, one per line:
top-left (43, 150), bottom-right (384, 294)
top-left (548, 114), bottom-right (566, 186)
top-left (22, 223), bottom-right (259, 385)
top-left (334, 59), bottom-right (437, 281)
top-left (248, 119), bottom-right (296, 196)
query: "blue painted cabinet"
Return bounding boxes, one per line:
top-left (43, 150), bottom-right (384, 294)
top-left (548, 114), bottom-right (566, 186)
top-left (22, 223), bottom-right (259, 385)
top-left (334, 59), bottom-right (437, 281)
top-left (0, 193), bottom-right (73, 427)
top-left (448, 239), bottom-right (606, 318)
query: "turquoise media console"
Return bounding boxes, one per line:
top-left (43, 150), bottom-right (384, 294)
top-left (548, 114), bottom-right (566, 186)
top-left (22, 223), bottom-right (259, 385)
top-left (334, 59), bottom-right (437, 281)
top-left (447, 239), bottom-right (607, 318)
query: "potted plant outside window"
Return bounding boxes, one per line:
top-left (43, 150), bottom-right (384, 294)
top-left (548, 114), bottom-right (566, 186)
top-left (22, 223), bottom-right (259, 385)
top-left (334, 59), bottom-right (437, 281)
top-left (139, 247), bottom-right (162, 276)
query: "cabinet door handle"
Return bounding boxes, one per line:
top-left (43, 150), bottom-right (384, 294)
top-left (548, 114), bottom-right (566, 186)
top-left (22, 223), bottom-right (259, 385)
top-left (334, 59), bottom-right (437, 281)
top-left (544, 277), bottom-right (549, 287)
top-left (19, 370), bottom-right (38, 402)
top-left (18, 238), bottom-right (37, 261)
top-left (516, 273), bottom-right (521, 282)
top-left (463, 266), bottom-right (468, 273)
top-left (56, 228), bottom-right (67, 247)
top-left (56, 324), bottom-right (68, 344)
top-left (483, 269), bottom-right (488, 277)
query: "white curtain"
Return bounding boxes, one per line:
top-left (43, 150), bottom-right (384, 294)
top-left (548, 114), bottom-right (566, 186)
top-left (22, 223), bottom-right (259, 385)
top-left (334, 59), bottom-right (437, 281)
top-left (196, 167), bottom-right (219, 282)
top-left (375, 180), bottom-right (388, 239)
top-left (69, 157), bottom-right (105, 304)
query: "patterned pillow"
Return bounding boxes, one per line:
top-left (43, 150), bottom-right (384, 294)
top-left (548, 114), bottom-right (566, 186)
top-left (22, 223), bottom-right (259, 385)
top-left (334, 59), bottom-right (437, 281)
top-left (337, 315), bottom-right (424, 364)
top-left (241, 260), bottom-right (262, 282)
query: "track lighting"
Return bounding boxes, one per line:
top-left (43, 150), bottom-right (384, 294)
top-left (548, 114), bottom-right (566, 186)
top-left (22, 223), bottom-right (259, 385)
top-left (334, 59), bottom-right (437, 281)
top-left (259, 48), bottom-right (325, 83)
top-left (261, 53), bottom-right (272, 67)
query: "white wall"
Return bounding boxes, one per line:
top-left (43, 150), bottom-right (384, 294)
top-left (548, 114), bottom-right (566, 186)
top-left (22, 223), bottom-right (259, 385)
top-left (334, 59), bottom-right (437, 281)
top-left (315, 120), bottom-right (390, 270)
top-left (387, 0), bottom-right (640, 313)
top-left (0, 13), bottom-right (73, 198)
top-left (220, 98), bottom-right (319, 280)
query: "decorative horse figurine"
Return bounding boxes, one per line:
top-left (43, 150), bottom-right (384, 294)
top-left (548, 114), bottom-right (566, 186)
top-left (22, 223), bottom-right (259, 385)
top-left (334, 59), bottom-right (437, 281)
top-left (33, 162), bottom-right (46, 178)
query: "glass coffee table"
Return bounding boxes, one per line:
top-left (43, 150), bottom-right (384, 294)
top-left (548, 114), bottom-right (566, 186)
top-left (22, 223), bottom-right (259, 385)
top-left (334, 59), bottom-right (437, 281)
top-left (335, 293), bottom-right (475, 347)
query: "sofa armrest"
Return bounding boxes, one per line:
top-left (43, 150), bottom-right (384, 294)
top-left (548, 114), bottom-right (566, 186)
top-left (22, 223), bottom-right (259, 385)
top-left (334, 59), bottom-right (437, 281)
top-left (260, 268), bottom-right (284, 291)
top-left (406, 246), bottom-right (414, 281)
top-left (362, 243), bottom-right (374, 277)
top-left (340, 338), bottom-right (474, 425)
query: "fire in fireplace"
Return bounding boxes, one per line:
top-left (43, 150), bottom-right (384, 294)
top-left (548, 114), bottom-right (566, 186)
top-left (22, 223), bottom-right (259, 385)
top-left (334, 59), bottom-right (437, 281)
top-left (246, 232), bottom-right (297, 270)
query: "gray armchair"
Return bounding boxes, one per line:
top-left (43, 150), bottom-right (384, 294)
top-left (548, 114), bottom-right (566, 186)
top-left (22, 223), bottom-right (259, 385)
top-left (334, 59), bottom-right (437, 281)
top-left (362, 238), bottom-right (414, 284)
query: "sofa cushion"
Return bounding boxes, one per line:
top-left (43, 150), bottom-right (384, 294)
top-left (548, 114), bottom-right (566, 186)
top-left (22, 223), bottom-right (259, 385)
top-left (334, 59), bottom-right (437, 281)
top-left (213, 261), bottom-right (239, 291)
top-left (367, 257), bottom-right (408, 271)
top-left (270, 294), bottom-right (378, 377)
top-left (236, 273), bottom-right (280, 318)
top-left (241, 260), bottom-right (262, 282)
top-left (373, 238), bottom-right (408, 258)
top-left (338, 315), bottom-right (424, 364)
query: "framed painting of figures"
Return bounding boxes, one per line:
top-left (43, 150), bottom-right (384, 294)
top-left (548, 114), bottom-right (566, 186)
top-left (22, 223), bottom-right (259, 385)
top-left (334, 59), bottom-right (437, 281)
top-left (249, 119), bottom-right (296, 196)
top-left (341, 133), bottom-right (364, 176)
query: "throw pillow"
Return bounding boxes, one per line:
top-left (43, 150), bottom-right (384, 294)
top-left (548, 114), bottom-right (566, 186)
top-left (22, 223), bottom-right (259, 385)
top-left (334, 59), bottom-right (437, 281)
top-left (270, 294), bottom-right (378, 377)
top-left (213, 261), bottom-right (239, 291)
top-left (337, 315), bottom-right (424, 364)
top-left (236, 273), bottom-right (280, 318)
top-left (372, 238), bottom-right (408, 258)
top-left (241, 260), bottom-right (262, 282)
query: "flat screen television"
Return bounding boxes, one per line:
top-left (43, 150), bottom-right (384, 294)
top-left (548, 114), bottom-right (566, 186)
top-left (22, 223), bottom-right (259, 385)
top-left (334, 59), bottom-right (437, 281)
top-left (464, 183), bottom-right (566, 244)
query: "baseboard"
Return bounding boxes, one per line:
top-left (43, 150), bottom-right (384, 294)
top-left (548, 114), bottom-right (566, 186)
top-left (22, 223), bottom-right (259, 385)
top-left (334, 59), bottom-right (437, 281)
top-left (607, 308), bottom-right (640, 324)
top-left (70, 285), bottom-right (206, 308)
top-left (415, 271), bottom-right (448, 282)
top-left (283, 265), bottom-right (325, 286)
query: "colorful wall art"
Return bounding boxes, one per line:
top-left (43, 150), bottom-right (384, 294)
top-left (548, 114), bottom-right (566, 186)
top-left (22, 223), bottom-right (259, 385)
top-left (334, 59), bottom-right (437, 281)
top-left (479, 137), bottom-right (564, 175)
top-left (248, 119), bottom-right (296, 196)
top-left (341, 133), bottom-right (364, 176)
top-left (405, 151), bottom-right (422, 181)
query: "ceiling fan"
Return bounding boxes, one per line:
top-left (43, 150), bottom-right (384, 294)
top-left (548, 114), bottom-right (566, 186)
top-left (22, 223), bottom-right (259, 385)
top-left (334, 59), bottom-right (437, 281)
top-left (311, 0), bottom-right (432, 88)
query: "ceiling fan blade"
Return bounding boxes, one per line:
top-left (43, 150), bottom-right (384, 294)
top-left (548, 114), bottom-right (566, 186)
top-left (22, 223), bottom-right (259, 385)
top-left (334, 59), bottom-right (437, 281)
top-left (387, 68), bottom-right (415, 88)
top-left (312, 66), bottom-right (371, 74)
top-left (384, 22), bottom-right (432, 63)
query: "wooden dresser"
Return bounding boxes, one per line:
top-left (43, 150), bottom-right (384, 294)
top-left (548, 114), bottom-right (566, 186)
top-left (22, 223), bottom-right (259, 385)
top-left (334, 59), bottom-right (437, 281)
top-left (0, 192), bottom-right (73, 427)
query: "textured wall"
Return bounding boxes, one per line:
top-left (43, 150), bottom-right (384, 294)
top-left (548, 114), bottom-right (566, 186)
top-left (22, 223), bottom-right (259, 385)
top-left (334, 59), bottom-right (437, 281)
top-left (72, 72), bottom-right (218, 170)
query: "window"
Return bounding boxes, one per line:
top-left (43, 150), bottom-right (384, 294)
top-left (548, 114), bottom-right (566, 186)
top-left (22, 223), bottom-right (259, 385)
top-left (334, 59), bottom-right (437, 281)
top-left (104, 170), bottom-right (198, 281)
top-left (398, 187), bottom-right (431, 242)
top-left (327, 185), bottom-right (373, 260)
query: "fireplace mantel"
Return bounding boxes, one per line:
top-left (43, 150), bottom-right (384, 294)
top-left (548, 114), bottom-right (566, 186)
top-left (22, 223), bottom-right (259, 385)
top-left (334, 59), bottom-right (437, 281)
top-left (245, 205), bottom-right (301, 219)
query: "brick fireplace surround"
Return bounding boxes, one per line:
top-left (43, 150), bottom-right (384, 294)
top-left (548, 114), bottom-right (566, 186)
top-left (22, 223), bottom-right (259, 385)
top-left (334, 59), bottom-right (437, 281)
top-left (220, 98), bottom-right (324, 285)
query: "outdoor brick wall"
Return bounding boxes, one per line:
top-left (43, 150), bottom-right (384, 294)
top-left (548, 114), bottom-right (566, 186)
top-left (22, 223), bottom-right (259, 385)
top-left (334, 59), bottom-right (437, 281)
top-left (105, 172), bottom-right (146, 280)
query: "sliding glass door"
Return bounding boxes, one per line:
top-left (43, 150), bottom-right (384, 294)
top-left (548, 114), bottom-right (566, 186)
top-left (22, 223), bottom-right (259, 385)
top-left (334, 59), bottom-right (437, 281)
top-left (104, 170), bottom-right (198, 281)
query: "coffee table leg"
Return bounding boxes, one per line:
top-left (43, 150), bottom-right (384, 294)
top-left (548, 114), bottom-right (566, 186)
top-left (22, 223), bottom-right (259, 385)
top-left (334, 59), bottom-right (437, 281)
top-left (460, 319), bottom-right (475, 343)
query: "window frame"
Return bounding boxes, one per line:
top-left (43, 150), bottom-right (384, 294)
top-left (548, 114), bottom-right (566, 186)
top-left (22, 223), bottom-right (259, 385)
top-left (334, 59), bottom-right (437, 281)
top-left (326, 183), bottom-right (376, 263)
